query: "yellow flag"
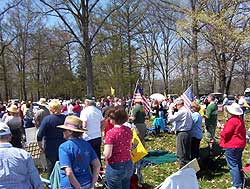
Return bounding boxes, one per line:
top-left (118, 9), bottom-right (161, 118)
top-left (110, 86), bottom-right (115, 96)
top-left (131, 129), bottom-right (148, 163)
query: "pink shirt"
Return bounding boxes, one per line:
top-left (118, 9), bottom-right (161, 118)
top-left (105, 126), bottom-right (132, 165)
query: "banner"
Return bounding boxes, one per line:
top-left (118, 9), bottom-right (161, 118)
top-left (110, 86), bottom-right (115, 96)
top-left (131, 128), bottom-right (148, 163)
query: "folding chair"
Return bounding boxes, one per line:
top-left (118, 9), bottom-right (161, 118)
top-left (242, 164), bottom-right (250, 188)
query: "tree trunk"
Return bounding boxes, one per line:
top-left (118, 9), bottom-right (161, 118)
top-left (36, 50), bottom-right (41, 99)
top-left (128, 29), bottom-right (133, 94)
top-left (85, 43), bottom-right (93, 97)
top-left (191, 0), bottom-right (199, 96)
top-left (1, 53), bottom-right (9, 101)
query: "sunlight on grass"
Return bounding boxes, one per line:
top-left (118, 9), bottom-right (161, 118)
top-left (141, 113), bottom-right (250, 189)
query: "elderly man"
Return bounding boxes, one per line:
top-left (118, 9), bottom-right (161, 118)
top-left (80, 98), bottom-right (105, 164)
top-left (34, 98), bottom-right (50, 128)
top-left (0, 122), bottom-right (43, 189)
top-left (168, 98), bottom-right (193, 168)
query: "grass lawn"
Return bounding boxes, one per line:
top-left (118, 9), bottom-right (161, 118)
top-left (39, 113), bottom-right (250, 189)
top-left (141, 113), bottom-right (250, 189)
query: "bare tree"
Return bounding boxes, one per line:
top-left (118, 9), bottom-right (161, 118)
top-left (39, 0), bottom-right (127, 97)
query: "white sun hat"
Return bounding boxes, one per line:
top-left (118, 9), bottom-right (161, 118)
top-left (226, 103), bottom-right (243, 116)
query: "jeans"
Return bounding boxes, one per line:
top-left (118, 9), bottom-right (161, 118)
top-left (106, 160), bottom-right (133, 189)
top-left (87, 137), bottom-right (102, 164)
top-left (191, 137), bottom-right (201, 160)
top-left (225, 148), bottom-right (244, 188)
top-left (46, 155), bottom-right (58, 178)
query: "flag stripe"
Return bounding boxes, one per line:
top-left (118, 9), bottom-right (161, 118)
top-left (133, 83), bottom-right (151, 113)
top-left (180, 86), bottom-right (193, 111)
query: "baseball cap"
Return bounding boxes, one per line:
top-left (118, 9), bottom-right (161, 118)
top-left (0, 122), bottom-right (11, 136)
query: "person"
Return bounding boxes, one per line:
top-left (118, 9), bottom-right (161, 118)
top-left (34, 98), bottom-right (50, 128)
top-left (37, 99), bottom-right (66, 177)
top-left (72, 100), bottom-right (82, 117)
top-left (4, 104), bottom-right (24, 148)
top-left (152, 100), bottom-right (160, 118)
top-left (57, 116), bottom-right (101, 189)
top-left (103, 108), bottom-right (114, 139)
top-left (222, 94), bottom-right (229, 118)
top-left (238, 95), bottom-right (247, 120)
top-left (23, 101), bottom-right (34, 128)
top-left (168, 98), bottom-right (192, 168)
top-left (129, 101), bottom-right (146, 145)
top-left (204, 94), bottom-right (218, 142)
top-left (80, 98), bottom-right (105, 164)
top-left (190, 101), bottom-right (203, 159)
top-left (220, 103), bottom-right (246, 189)
top-left (104, 106), bottom-right (133, 189)
top-left (0, 122), bottom-right (43, 189)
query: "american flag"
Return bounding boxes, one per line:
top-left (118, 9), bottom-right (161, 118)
top-left (133, 83), bottom-right (151, 112)
top-left (180, 85), bottom-right (194, 110)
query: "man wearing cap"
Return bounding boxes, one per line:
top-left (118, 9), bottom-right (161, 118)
top-left (0, 122), bottom-right (43, 189)
top-left (168, 98), bottom-right (193, 168)
top-left (34, 98), bottom-right (50, 128)
top-left (80, 98), bottom-right (105, 164)
top-left (220, 103), bottom-right (246, 189)
top-left (204, 94), bottom-right (218, 142)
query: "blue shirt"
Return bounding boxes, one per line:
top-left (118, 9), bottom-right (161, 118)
top-left (0, 143), bottom-right (43, 189)
top-left (37, 114), bottom-right (66, 157)
top-left (59, 138), bottom-right (98, 188)
top-left (191, 112), bottom-right (203, 139)
top-left (168, 106), bottom-right (193, 132)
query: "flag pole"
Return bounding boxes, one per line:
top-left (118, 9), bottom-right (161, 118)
top-left (129, 79), bottom-right (139, 114)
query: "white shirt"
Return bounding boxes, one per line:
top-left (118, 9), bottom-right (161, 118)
top-left (80, 106), bottom-right (104, 141)
top-left (238, 97), bottom-right (245, 107)
top-left (159, 168), bottom-right (198, 189)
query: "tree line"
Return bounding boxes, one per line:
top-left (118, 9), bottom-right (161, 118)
top-left (0, 0), bottom-right (249, 101)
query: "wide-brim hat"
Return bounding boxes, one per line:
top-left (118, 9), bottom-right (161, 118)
top-left (226, 103), bottom-right (243, 116)
top-left (38, 98), bottom-right (47, 106)
top-left (57, 115), bottom-right (87, 133)
top-left (7, 105), bottom-right (19, 113)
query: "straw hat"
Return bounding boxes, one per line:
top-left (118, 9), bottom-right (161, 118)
top-left (57, 116), bottom-right (87, 133)
top-left (38, 98), bottom-right (47, 106)
top-left (7, 105), bottom-right (19, 113)
top-left (226, 103), bottom-right (243, 116)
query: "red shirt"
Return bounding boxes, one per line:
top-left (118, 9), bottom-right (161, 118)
top-left (72, 104), bottom-right (81, 113)
top-left (104, 126), bottom-right (132, 165)
top-left (220, 115), bottom-right (246, 149)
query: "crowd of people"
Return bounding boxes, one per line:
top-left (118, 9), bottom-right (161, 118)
top-left (0, 93), bottom-right (249, 189)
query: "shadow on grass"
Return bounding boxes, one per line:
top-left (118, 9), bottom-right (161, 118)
top-left (197, 144), bottom-right (228, 181)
